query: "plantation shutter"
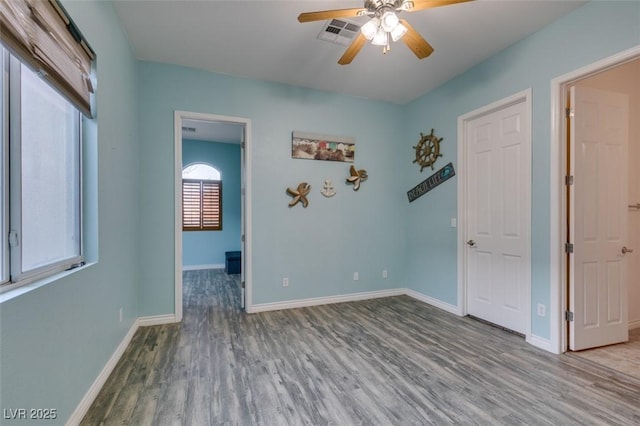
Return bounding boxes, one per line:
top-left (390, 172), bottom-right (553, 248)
top-left (182, 180), bottom-right (202, 230)
top-left (182, 179), bottom-right (222, 231)
top-left (0, 0), bottom-right (95, 117)
top-left (201, 181), bottom-right (221, 229)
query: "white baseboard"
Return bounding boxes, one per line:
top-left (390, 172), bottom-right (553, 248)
top-left (66, 319), bottom-right (140, 426)
top-left (403, 288), bottom-right (462, 316)
top-left (138, 314), bottom-right (179, 326)
top-left (527, 334), bottom-right (557, 354)
top-left (248, 288), bottom-right (405, 313)
top-left (67, 314), bottom-right (179, 425)
top-left (182, 264), bottom-right (224, 271)
top-left (629, 319), bottom-right (640, 330)
top-left (248, 288), bottom-right (464, 315)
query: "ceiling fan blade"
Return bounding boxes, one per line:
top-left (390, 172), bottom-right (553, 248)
top-left (298, 8), bottom-right (367, 23)
top-left (407, 0), bottom-right (474, 12)
top-left (399, 19), bottom-right (434, 59)
top-left (338, 33), bottom-right (367, 65)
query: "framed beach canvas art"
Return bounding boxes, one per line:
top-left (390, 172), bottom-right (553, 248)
top-left (292, 131), bottom-right (355, 163)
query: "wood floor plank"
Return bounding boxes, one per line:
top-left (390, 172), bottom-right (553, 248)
top-left (82, 269), bottom-right (640, 425)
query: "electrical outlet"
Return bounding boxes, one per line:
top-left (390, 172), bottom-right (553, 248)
top-left (537, 303), bottom-right (545, 317)
top-left (382, 270), bottom-right (388, 279)
top-left (282, 277), bottom-right (289, 287)
top-left (119, 307), bottom-right (123, 323)
top-left (353, 272), bottom-right (359, 281)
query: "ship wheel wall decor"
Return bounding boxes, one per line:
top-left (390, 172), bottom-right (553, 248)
top-left (413, 128), bottom-right (443, 172)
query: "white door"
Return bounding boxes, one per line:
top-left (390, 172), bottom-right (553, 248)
top-left (465, 97), bottom-right (531, 335)
top-left (569, 86), bottom-right (629, 350)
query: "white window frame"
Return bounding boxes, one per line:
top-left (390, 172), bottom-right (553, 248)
top-left (1, 49), bottom-right (8, 284)
top-left (1, 48), bottom-right (84, 292)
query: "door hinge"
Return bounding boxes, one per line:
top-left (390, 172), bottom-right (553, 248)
top-left (241, 281), bottom-right (245, 289)
top-left (241, 234), bottom-right (245, 242)
top-left (566, 108), bottom-right (574, 118)
top-left (8, 230), bottom-right (18, 247)
top-left (241, 142), bottom-right (245, 149)
top-left (565, 243), bottom-right (574, 254)
top-left (565, 310), bottom-right (574, 322)
top-left (565, 175), bottom-right (574, 186)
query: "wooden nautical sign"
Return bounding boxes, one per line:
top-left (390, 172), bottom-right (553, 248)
top-left (407, 162), bottom-right (455, 203)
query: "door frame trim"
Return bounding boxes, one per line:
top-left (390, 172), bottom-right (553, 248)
top-left (550, 44), bottom-right (640, 354)
top-left (173, 111), bottom-right (253, 320)
top-left (457, 88), bottom-right (532, 340)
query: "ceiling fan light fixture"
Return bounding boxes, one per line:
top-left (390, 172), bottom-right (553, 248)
top-left (390, 22), bottom-right (407, 41)
top-left (380, 10), bottom-right (399, 32)
top-left (361, 17), bottom-right (380, 40)
top-left (371, 27), bottom-right (388, 46)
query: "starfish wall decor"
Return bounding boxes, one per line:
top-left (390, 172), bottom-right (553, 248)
top-left (346, 165), bottom-right (368, 191)
top-left (286, 182), bottom-right (311, 208)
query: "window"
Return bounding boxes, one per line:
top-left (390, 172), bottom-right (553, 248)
top-left (182, 164), bottom-right (222, 231)
top-left (1, 48), bottom-right (83, 290)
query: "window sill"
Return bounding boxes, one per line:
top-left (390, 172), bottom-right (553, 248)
top-left (0, 261), bottom-right (96, 304)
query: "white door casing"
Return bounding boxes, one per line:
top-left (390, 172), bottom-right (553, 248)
top-left (460, 90), bottom-right (532, 335)
top-left (174, 111), bottom-right (253, 318)
top-left (569, 86), bottom-right (629, 350)
top-left (240, 126), bottom-right (246, 310)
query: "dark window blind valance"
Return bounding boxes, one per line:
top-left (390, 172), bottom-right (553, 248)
top-left (0, 0), bottom-right (95, 117)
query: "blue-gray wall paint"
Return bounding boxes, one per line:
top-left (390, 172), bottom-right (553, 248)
top-left (1, 1), bottom-right (639, 423)
top-left (138, 63), bottom-right (407, 315)
top-left (402, 0), bottom-right (640, 340)
top-left (182, 139), bottom-right (241, 266)
top-left (0, 0), bottom-right (140, 424)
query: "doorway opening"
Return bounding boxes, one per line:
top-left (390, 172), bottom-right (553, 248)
top-left (174, 111), bottom-right (252, 321)
top-left (551, 46), bottom-right (640, 360)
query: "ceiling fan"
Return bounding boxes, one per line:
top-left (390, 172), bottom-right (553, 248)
top-left (298, 0), bottom-right (473, 65)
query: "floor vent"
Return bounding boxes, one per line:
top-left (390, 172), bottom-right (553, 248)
top-left (317, 19), bottom-right (361, 46)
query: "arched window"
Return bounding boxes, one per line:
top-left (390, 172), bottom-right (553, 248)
top-left (182, 163), bottom-right (222, 231)
top-left (182, 163), bottom-right (220, 181)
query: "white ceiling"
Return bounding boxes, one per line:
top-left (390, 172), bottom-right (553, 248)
top-left (113, 0), bottom-right (587, 106)
top-left (182, 118), bottom-right (244, 143)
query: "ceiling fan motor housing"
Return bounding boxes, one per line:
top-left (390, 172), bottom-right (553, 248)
top-left (365, 0), bottom-right (413, 15)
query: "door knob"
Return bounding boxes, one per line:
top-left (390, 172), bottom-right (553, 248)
top-left (467, 240), bottom-right (476, 247)
top-left (622, 246), bottom-right (634, 255)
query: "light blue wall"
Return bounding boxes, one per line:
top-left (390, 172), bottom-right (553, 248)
top-left (182, 139), bottom-right (241, 266)
top-left (0, 1), bottom-right (140, 424)
top-left (402, 0), bottom-right (640, 339)
top-left (138, 63), bottom-right (407, 315)
top-left (1, 1), bottom-right (639, 423)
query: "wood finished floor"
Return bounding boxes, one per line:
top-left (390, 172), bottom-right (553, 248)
top-left (570, 328), bottom-right (640, 381)
top-left (82, 270), bottom-right (640, 425)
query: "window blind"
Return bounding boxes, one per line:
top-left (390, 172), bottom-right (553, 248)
top-left (183, 179), bottom-right (222, 231)
top-left (0, 0), bottom-right (95, 117)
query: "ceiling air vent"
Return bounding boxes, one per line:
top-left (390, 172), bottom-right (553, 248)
top-left (317, 19), bottom-right (361, 46)
top-left (182, 126), bottom-right (196, 132)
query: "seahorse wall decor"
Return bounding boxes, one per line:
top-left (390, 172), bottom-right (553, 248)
top-left (286, 182), bottom-right (311, 208)
top-left (346, 165), bottom-right (368, 191)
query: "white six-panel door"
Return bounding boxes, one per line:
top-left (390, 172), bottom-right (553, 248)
top-left (569, 86), bottom-right (629, 350)
top-left (464, 96), bottom-right (531, 335)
